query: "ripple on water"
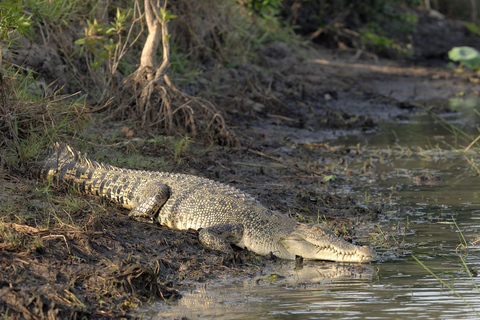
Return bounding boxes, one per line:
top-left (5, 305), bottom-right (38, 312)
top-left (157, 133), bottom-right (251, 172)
top-left (136, 99), bottom-right (480, 319)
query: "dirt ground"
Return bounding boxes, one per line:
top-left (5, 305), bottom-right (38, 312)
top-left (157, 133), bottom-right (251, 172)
top-left (1, 17), bottom-right (480, 320)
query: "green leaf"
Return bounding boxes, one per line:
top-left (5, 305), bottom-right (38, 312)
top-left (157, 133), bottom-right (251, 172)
top-left (448, 46), bottom-right (480, 70)
top-left (75, 38), bottom-right (87, 45)
top-left (98, 50), bottom-right (109, 59)
top-left (159, 7), bottom-right (177, 22)
top-left (0, 4), bottom-right (31, 39)
top-left (167, 14), bottom-right (178, 21)
top-left (466, 22), bottom-right (480, 35)
top-left (105, 27), bottom-right (116, 35)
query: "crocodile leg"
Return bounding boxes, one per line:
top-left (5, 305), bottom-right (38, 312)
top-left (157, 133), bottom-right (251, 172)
top-left (198, 224), bottom-right (244, 253)
top-left (128, 181), bottom-right (170, 221)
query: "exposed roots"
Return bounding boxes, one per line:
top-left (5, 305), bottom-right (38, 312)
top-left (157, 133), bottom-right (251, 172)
top-left (104, 0), bottom-right (238, 146)
top-left (112, 67), bottom-right (236, 146)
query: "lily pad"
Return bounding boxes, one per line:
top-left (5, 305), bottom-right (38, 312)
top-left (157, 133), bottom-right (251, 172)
top-left (448, 46), bottom-right (480, 70)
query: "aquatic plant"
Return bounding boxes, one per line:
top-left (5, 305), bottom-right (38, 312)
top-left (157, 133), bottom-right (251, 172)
top-left (448, 46), bottom-right (480, 71)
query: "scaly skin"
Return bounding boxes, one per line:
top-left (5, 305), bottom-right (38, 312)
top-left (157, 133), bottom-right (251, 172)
top-left (38, 143), bottom-right (376, 263)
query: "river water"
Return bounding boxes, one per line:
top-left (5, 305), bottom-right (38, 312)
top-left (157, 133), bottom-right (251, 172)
top-left (139, 98), bottom-right (480, 319)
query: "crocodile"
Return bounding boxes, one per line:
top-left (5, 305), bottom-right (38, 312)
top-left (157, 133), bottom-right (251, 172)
top-left (38, 142), bottom-right (376, 263)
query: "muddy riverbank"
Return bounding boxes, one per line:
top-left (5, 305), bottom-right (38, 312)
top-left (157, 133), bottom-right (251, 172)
top-left (1, 17), bottom-right (480, 319)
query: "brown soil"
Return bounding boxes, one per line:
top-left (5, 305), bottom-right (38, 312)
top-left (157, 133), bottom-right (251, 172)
top-left (0, 177), bottom-right (272, 319)
top-left (2, 14), bottom-right (480, 320)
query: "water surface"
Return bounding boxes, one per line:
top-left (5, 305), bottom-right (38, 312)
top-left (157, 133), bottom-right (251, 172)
top-left (139, 98), bottom-right (480, 319)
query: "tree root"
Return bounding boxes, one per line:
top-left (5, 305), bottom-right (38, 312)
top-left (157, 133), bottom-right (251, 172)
top-left (112, 70), bottom-right (236, 146)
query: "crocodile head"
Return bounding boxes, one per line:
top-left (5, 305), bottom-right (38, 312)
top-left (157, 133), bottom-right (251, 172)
top-left (279, 223), bottom-right (376, 263)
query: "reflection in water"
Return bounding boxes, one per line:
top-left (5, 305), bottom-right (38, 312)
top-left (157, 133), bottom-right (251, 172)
top-left (138, 262), bottom-right (377, 319)
top-left (139, 258), bottom-right (480, 319)
top-left (138, 98), bottom-right (480, 319)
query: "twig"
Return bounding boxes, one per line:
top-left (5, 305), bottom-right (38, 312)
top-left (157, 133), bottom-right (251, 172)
top-left (41, 234), bottom-right (71, 255)
top-left (266, 114), bottom-right (299, 123)
top-left (464, 133), bottom-right (480, 152)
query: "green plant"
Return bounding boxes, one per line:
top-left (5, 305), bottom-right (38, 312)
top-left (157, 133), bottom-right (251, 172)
top-left (169, 44), bottom-right (203, 84)
top-left (465, 22), bottom-right (480, 35)
top-left (21, 0), bottom-right (82, 27)
top-left (75, 8), bottom-right (132, 72)
top-left (0, 2), bottom-right (31, 69)
top-left (173, 135), bottom-right (191, 163)
top-left (293, 0), bottom-right (419, 57)
top-left (72, 5), bottom-right (142, 101)
top-left (361, 29), bottom-right (396, 51)
top-left (448, 46), bottom-right (480, 71)
top-left (0, 3), bottom-right (30, 41)
top-left (240, 0), bottom-right (283, 17)
top-left (359, 18), bottom-right (414, 57)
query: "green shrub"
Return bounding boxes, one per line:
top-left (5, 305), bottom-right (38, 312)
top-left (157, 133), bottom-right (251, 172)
top-left (0, 3), bottom-right (31, 43)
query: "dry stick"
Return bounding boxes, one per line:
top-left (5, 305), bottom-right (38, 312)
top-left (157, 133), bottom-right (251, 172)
top-left (41, 234), bottom-right (72, 255)
top-left (463, 133), bottom-right (480, 152)
top-left (38, 228), bottom-right (104, 236)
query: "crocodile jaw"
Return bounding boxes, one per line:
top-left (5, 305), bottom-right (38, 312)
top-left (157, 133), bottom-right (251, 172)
top-left (280, 224), bottom-right (376, 263)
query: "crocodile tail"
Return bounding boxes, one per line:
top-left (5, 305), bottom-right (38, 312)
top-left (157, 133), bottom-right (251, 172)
top-left (43, 142), bottom-right (114, 172)
top-left (46, 142), bottom-right (73, 160)
top-left (44, 142), bottom-right (84, 165)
